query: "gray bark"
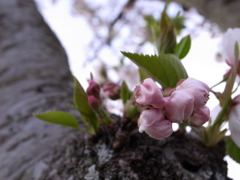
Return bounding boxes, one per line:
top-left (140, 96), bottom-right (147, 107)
top-left (0, 0), bottom-right (74, 179)
top-left (163, 0), bottom-right (240, 30)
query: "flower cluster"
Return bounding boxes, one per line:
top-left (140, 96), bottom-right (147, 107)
top-left (134, 78), bottom-right (210, 140)
top-left (86, 80), bottom-right (102, 110)
top-left (86, 80), bottom-right (122, 110)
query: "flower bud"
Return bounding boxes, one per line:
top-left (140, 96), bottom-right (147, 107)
top-left (165, 90), bottom-right (194, 123)
top-left (124, 100), bottom-right (140, 119)
top-left (88, 95), bottom-right (101, 110)
top-left (134, 78), bottom-right (166, 108)
top-left (176, 78), bottom-right (210, 109)
top-left (138, 108), bottom-right (173, 140)
top-left (189, 106), bottom-right (210, 127)
top-left (102, 82), bottom-right (121, 100)
top-left (86, 80), bottom-right (101, 98)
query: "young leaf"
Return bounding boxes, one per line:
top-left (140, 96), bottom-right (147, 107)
top-left (122, 52), bottom-right (188, 88)
top-left (121, 81), bottom-right (132, 104)
top-left (35, 111), bottom-right (79, 129)
top-left (159, 5), bottom-right (176, 54)
top-left (73, 76), bottom-right (98, 130)
top-left (225, 136), bottom-right (240, 163)
top-left (174, 35), bottom-right (191, 59)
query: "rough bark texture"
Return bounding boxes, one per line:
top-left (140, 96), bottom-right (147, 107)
top-left (38, 117), bottom-right (231, 180)
top-left (162, 0), bottom-right (240, 30)
top-left (0, 0), bottom-right (74, 179)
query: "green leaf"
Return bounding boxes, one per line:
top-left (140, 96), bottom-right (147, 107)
top-left (120, 81), bottom-right (132, 104)
top-left (174, 35), bottom-right (191, 59)
top-left (122, 52), bottom-right (188, 88)
top-left (73, 76), bottom-right (98, 131)
top-left (225, 136), bottom-right (240, 163)
top-left (35, 111), bottom-right (79, 129)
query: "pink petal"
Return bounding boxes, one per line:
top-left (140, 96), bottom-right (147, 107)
top-left (165, 90), bottom-right (194, 123)
top-left (86, 80), bottom-right (101, 98)
top-left (134, 78), bottom-right (166, 108)
top-left (138, 108), bottom-right (164, 132)
top-left (176, 78), bottom-right (210, 108)
top-left (143, 119), bottom-right (173, 140)
top-left (189, 106), bottom-right (210, 127)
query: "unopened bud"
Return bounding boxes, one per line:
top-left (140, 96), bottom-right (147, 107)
top-left (124, 100), bottom-right (140, 119)
top-left (189, 106), bottom-right (210, 127)
top-left (88, 95), bottom-right (101, 110)
top-left (102, 82), bottom-right (121, 100)
top-left (86, 80), bottom-right (101, 98)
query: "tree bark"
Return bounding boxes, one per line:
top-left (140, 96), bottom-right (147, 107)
top-left (0, 0), bottom-right (74, 179)
top-left (162, 0), bottom-right (240, 30)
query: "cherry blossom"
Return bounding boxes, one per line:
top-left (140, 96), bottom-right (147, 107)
top-left (228, 96), bottom-right (240, 148)
top-left (134, 77), bottom-right (210, 140)
top-left (222, 28), bottom-right (240, 66)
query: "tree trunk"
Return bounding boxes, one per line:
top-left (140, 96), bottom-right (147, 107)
top-left (0, 0), bottom-right (74, 179)
top-left (162, 0), bottom-right (240, 30)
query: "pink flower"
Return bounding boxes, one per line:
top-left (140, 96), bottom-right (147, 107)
top-left (102, 82), bottom-right (121, 100)
top-left (138, 108), bottom-right (173, 140)
top-left (86, 80), bottom-right (101, 98)
top-left (228, 95), bottom-right (240, 148)
top-left (221, 28), bottom-right (240, 78)
top-left (222, 28), bottom-right (240, 66)
top-left (189, 106), bottom-right (210, 127)
top-left (165, 90), bottom-right (194, 123)
top-left (88, 95), bottom-right (101, 110)
top-left (176, 78), bottom-right (210, 109)
top-left (134, 78), bottom-right (166, 108)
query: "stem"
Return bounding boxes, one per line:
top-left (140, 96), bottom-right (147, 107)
top-left (212, 97), bottom-right (231, 128)
top-left (232, 83), bottom-right (240, 94)
top-left (212, 43), bottom-right (238, 128)
top-left (210, 89), bottom-right (220, 99)
top-left (96, 108), bottom-right (111, 125)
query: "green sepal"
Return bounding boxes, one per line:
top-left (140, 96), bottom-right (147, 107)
top-left (120, 81), bottom-right (132, 104)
